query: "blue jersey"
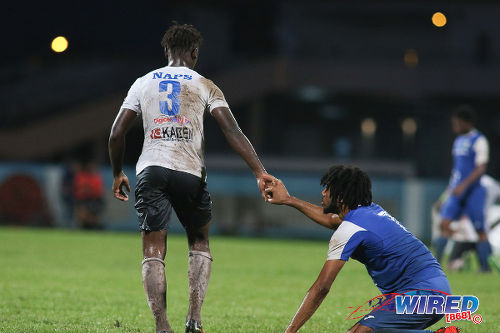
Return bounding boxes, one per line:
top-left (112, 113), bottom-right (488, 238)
top-left (449, 130), bottom-right (488, 189)
top-left (327, 203), bottom-right (447, 294)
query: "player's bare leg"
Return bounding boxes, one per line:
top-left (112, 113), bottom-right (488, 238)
top-left (439, 218), bottom-right (453, 238)
top-left (476, 231), bottom-right (491, 272)
top-left (142, 230), bottom-right (173, 333)
top-left (435, 218), bottom-right (452, 264)
top-left (185, 221), bottom-right (212, 332)
top-left (347, 323), bottom-right (373, 332)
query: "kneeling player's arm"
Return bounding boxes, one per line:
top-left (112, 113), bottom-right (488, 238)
top-left (285, 260), bottom-right (345, 333)
top-left (286, 196), bottom-right (341, 229)
top-left (212, 107), bottom-right (266, 177)
top-left (109, 108), bottom-right (137, 176)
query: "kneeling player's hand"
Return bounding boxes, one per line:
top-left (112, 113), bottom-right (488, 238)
top-left (113, 171), bottom-right (131, 201)
top-left (257, 173), bottom-right (278, 200)
top-left (265, 179), bottom-right (290, 205)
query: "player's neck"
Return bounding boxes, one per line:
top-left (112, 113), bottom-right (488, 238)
top-left (338, 207), bottom-right (350, 220)
top-left (168, 58), bottom-right (191, 68)
top-left (460, 127), bottom-right (475, 135)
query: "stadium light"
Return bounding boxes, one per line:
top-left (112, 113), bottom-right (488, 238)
top-left (401, 117), bottom-right (417, 137)
top-left (361, 118), bottom-right (377, 138)
top-left (432, 12), bottom-right (447, 27)
top-left (51, 36), bottom-right (68, 53)
top-left (404, 49), bottom-right (418, 68)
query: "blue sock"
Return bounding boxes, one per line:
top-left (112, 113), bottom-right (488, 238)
top-left (476, 241), bottom-right (492, 272)
top-left (373, 329), bottom-right (433, 333)
top-left (434, 237), bottom-right (448, 263)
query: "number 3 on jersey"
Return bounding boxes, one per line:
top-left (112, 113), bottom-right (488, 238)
top-left (159, 80), bottom-right (181, 116)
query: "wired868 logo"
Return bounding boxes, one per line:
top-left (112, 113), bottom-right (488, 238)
top-left (395, 294), bottom-right (482, 325)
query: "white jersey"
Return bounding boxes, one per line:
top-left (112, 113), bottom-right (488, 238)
top-left (120, 66), bottom-right (229, 178)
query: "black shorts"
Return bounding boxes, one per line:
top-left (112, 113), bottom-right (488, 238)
top-left (135, 166), bottom-right (212, 232)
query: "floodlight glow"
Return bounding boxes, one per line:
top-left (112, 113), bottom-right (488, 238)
top-left (432, 12), bottom-right (447, 27)
top-left (402, 118), bottom-right (417, 137)
top-left (361, 118), bottom-right (377, 138)
top-left (51, 36), bottom-right (68, 53)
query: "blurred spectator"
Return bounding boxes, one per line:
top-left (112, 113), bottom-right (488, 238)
top-left (74, 162), bottom-right (105, 229)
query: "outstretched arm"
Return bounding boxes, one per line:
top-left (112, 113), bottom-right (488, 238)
top-left (264, 178), bottom-right (341, 229)
top-left (108, 108), bottom-right (137, 201)
top-left (285, 260), bottom-right (345, 333)
top-left (212, 107), bottom-right (270, 197)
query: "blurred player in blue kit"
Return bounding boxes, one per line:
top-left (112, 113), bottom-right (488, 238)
top-left (434, 106), bottom-right (492, 272)
top-left (433, 174), bottom-right (500, 272)
top-left (264, 166), bottom-right (459, 333)
top-left (109, 23), bottom-right (270, 333)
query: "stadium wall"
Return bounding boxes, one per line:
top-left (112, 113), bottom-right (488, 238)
top-left (0, 163), bottom-right (447, 243)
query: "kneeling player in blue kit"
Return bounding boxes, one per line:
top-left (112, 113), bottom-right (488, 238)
top-left (264, 166), bottom-right (460, 333)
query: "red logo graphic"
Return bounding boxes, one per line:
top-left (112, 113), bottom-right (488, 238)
top-left (347, 293), bottom-right (401, 320)
top-left (150, 128), bottom-right (162, 139)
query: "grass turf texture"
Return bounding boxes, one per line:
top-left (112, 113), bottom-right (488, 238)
top-left (0, 227), bottom-right (498, 333)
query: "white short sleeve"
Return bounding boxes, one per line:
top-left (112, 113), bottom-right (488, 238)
top-left (206, 81), bottom-right (229, 113)
top-left (327, 221), bottom-right (366, 261)
top-left (473, 136), bottom-right (489, 165)
top-left (121, 78), bottom-right (142, 115)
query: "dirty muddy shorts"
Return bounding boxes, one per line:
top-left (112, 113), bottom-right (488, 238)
top-left (135, 166), bottom-right (212, 232)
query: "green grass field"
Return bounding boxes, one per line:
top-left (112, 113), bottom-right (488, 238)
top-left (0, 227), bottom-right (498, 332)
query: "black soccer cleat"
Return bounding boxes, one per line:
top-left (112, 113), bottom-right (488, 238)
top-left (185, 319), bottom-right (205, 333)
top-left (435, 326), bottom-right (461, 333)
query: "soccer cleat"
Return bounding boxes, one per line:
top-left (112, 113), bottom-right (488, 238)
top-left (435, 326), bottom-right (461, 333)
top-left (185, 319), bottom-right (205, 333)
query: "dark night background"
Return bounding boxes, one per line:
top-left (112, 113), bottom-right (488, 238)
top-left (1, 0), bottom-right (499, 179)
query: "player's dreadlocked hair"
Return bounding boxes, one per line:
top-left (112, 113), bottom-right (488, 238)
top-left (161, 22), bottom-right (203, 55)
top-left (453, 105), bottom-right (476, 124)
top-left (321, 165), bottom-right (372, 214)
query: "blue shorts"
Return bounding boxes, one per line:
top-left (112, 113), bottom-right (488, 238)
top-left (358, 277), bottom-right (451, 330)
top-left (440, 183), bottom-right (487, 232)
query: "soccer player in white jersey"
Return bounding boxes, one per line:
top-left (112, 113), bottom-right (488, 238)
top-left (109, 23), bottom-right (271, 333)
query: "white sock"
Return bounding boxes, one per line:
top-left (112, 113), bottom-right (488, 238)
top-left (142, 258), bottom-right (172, 333)
top-left (186, 251), bottom-right (213, 323)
